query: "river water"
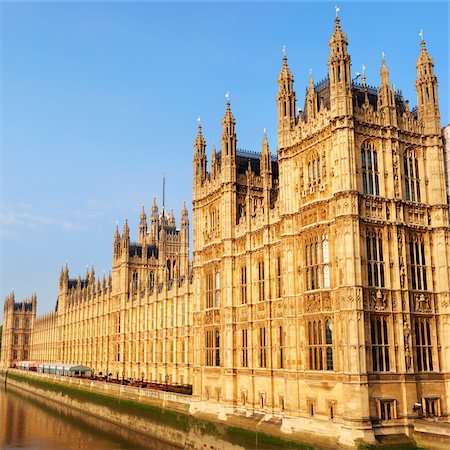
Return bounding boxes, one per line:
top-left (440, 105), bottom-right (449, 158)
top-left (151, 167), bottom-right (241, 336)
top-left (0, 384), bottom-right (176, 449)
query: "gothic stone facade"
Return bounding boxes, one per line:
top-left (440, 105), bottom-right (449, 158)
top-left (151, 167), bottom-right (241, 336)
top-left (2, 16), bottom-right (450, 447)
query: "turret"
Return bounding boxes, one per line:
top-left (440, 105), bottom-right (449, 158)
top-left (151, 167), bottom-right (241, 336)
top-left (415, 35), bottom-right (440, 134)
top-left (150, 196), bottom-right (159, 242)
top-left (277, 51), bottom-right (296, 135)
top-left (180, 201), bottom-right (189, 278)
top-left (193, 121), bottom-right (207, 184)
top-left (305, 70), bottom-right (317, 121)
top-left (122, 219), bottom-right (130, 253)
top-left (377, 54), bottom-right (397, 126)
top-left (221, 100), bottom-right (236, 161)
top-left (138, 205), bottom-right (147, 245)
top-left (211, 145), bottom-right (218, 179)
top-left (260, 130), bottom-right (272, 217)
top-left (328, 12), bottom-right (352, 117)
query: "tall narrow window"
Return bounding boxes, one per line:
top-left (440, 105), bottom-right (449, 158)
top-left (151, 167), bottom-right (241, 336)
top-left (279, 326), bottom-right (285, 369)
top-left (215, 329), bottom-right (220, 367)
top-left (404, 149), bottom-right (421, 202)
top-left (322, 238), bottom-right (330, 288)
top-left (361, 141), bottom-right (379, 196)
top-left (206, 328), bottom-right (220, 367)
top-left (415, 318), bottom-right (433, 372)
top-left (409, 235), bottom-right (427, 290)
top-left (370, 315), bottom-right (390, 372)
top-left (259, 327), bottom-right (267, 368)
top-left (307, 318), bottom-right (333, 371)
top-left (132, 271), bottom-right (139, 291)
top-left (241, 266), bottom-right (247, 304)
top-left (149, 272), bottom-right (155, 290)
top-left (258, 260), bottom-right (265, 301)
top-left (242, 329), bottom-right (248, 367)
top-left (325, 319), bottom-right (333, 370)
top-left (215, 271), bottom-right (220, 307)
top-left (206, 272), bottom-right (213, 308)
top-left (366, 229), bottom-right (385, 287)
top-left (276, 256), bottom-right (282, 298)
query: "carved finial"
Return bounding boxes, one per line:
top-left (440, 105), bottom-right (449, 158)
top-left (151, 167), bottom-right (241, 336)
top-left (419, 28), bottom-right (424, 42)
top-left (225, 91), bottom-right (230, 103)
top-left (282, 45), bottom-right (286, 57)
top-left (382, 51), bottom-right (385, 63)
top-left (335, 5), bottom-right (340, 18)
top-left (263, 127), bottom-right (266, 135)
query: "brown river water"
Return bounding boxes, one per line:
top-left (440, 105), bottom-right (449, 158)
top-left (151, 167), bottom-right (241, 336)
top-left (0, 384), bottom-right (177, 449)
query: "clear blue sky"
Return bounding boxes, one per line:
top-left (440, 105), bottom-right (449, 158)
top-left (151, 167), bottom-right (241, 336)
top-left (1, 1), bottom-right (449, 316)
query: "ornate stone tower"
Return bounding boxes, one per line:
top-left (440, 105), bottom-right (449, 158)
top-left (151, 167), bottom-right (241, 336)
top-left (1, 291), bottom-right (36, 367)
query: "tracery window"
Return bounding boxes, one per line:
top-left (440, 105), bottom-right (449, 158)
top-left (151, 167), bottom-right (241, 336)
top-left (240, 266), bottom-right (247, 304)
top-left (307, 318), bottom-right (333, 370)
top-left (205, 271), bottom-right (213, 309)
top-left (276, 256), bottom-right (283, 298)
top-left (361, 141), bottom-right (379, 195)
top-left (404, 149), bottom-right (421, 202)
top-left (242, 328), bottom-right (248, 367)
top-left (279, 326), bottom-right (285, 369)
top-left (149, 272), bottom-right (155, 290)
top-left (259, 327), bottom-right (267, 368)
top-left (258, 260), bottom-right (265, 301)
top-left (414, 317), bottom-right (433, 372)
top-left (132, 271), bottom-right (139, 291)
top-left (370, 315), bottom-right (390, 372)
top-left (205, 327), bottom-right (220, 367)
top-left (307, 153), bottom-right (321, 185)
top-left (366, 229), bottom-right (385, 287)
top-left (408, 234), bottom-right (427, 290)
top-left (214, 271), bottom-right (220, 307)
top-left (305, 234), bottom-right (330, 290)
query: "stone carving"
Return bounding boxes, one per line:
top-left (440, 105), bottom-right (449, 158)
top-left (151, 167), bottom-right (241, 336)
top-left (414, 293), bottom-right (431, 313)
top-left (371, 289), bottom-right (387, 311)
top-left (403, 322), bottom-right (412, 371)
top-left (307, 296), bottom-right (320, 313)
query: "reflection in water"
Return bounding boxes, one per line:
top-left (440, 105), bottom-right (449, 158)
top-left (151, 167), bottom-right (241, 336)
top-left (0, 384), bottom-right (177, 449)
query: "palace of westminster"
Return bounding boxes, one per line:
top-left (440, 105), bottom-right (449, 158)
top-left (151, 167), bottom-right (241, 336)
top-left (2, 14), bottom-right (450, 446)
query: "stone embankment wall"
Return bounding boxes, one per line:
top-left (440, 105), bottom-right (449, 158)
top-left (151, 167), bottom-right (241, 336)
top-left (0, 369), bottom-right (315, 450)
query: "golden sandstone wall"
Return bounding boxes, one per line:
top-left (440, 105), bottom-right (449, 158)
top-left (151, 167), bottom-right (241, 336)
top-left (2, 15), bottom-right (450, 448)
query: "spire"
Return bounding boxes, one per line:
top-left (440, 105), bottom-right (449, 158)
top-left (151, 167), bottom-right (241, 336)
top-left (306, 68), bottom-right (317, 120)
top-left (140, 204), bottom-right (147, 222)
top-left (211, 144), bottom-right (217, 178)
top-left (193, 118), bottom-right (207, 181)
top-left (151, 196), bottom-right (158, 217)
top-left (277, 48), bottom-right (296, 135)
top-left (123, 218), bottom-right (129, 238)
top-left (328, 10), bottom-right (352, 117)
top-left (181, 200), bottom-right (188, 219)
top-left (415, 32), bottom-right (440, 133)
top-left (378, 53), bottom-right (393, 109)
top-left (260, 128), bottom-right (272, 176)
top-left (138, 205), bottom-right (147, 245)
top-left (194, 120), bottom-right (206, 152)
top-left (221, 97), bottom-right (236, 161)
top-left (114, 222), bottom-right (120, 241)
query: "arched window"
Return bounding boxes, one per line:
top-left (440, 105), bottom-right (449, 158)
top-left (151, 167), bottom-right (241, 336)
top-left (132, 271), bottom-right (138, 291)
top-left (404, 149), bottom-right (421, 202)
top-left (149, 272), bottom-right (155, 289)
top-left (366, 228), bottom-right (385, 287)
top-left (325, 319), bottom-right (333, 370)
top-left (14, 317), bottom-right (19, 328)
top-left (361, 141), bottom-right (379, 196)
top-left (307, 153), bottom-right (322, 185)
top-left (215, 271), bottom-right (220, 307)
